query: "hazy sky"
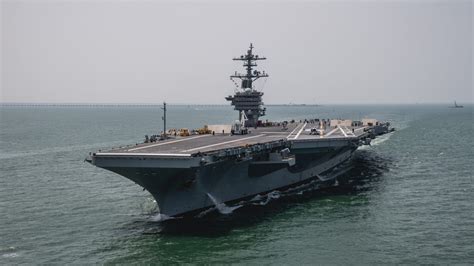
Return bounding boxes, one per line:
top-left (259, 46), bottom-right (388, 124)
top-left (1, 0), bottom-right (472, 104)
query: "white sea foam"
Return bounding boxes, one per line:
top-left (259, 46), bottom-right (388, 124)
top-left (371, 132), bottom-right (393, 146)
top-left (196, 180), bottom-right (329, 218)
top-left (2, 252), bottom-right (19, 258)
top-left (0, 246), bottom-right (18, 257)
top-left (359, 132), bottom-right (394, 150)
top-left (206, 193), bottom-right (242, 214)
top-left (250, 194), bottom-right (263, 202)
top-left (150, 213), bottom-right (176, 222)
top-left (195, 207), bottom-right (216, 218)
top-left (252, 190), bottom-right (281, 206)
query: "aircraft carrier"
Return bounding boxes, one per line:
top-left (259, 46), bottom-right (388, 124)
top-left (86, 44), bottom-right (393, 218)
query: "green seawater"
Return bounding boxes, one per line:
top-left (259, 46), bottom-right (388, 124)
top-left (0, 104), bottom-right (473, 264)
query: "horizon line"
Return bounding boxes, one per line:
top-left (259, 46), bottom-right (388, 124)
top-left (1, 102), bottom-right (472, 106)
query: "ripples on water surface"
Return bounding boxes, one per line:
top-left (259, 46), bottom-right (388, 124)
top-left (1, 104), bottom-right (473, 264)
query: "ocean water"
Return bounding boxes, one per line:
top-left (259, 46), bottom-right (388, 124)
top-left (0, 104), bottom-right (473, 264)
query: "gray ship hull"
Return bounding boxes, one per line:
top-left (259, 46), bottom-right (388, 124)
top-left (94, 145), bottom-right (356, 217)
top-left (89, 119), bottom-right (392, 218)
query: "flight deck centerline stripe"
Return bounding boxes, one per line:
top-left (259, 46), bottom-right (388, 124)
top-left (95, 152), bottom-right (192, 157)
top-left (293, 122), bottom-right (307, 139)
top-left (127, 135), bottom-right (210, 151)
top-left (183, 134), bottom-right (266, 152)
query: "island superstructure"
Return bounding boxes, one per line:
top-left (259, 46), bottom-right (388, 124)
top-left (86, 44), bottom-right (393, 218)
top-left (226, 43), bottom-right (267, 127)
top-left (451, 101), bottom-right (464, 108)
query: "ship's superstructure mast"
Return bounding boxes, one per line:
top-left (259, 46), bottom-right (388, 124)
top-left (230, 43), bottom-right (268, 89)
top-left (226, 43), bottom-right (268, 127)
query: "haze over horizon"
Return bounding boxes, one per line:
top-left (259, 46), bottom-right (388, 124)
top-left (1, 0), bottom-right (472, 104)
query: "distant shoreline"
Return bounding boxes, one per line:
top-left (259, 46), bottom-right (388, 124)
top-left (0, 103), bottom-right (322, 107)
top-left (0, 103), bottom-right (470, 107)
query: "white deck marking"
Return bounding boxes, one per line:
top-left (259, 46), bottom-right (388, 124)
top-left (95, 152), bottom-right (191, 157)
top-left (286, 123), bottom-right (301, 139)
top-left (337, 126), bottom-right (348, 137)
top-left (354, 127), bottom-right (367, 132)
top-left (183, 134), bottom-right (266, 152)
top-left (337, 125), bottom-right (356, 138)
top-left (261, 132), bottom-right (289, 134)
top-left (293, 122), bottom-right (307, 139)
top-left (127, 135), bottom-right (210, 151)
top-left (324, 127), bottom-right (339, 137)
top-left (343, 126), bottom-right (356, 136)
top-left (286, 123), bottom-right (306, 139)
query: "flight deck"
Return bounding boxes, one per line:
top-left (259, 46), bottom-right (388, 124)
top-left (95, 121), bottom-right (373, 157)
